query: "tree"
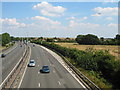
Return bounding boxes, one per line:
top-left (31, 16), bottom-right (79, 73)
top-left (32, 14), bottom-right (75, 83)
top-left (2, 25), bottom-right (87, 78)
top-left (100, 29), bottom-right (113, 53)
top-left (115, 34), bottom-right (120, 40)
top-left (46, 38), bottom-right (54, 42)
top-left (100, 37), bottom-right (104, 42)
top-left (11, 36), bottom-right (15, 41)
top-left (76, 34), bottom-right (100, 45)
top-left (2, 33), bottom-right (11, 46)
top-left (38, 37), bottom-right (43, 40)
top-left (115, 34), bottom-right (120, 45)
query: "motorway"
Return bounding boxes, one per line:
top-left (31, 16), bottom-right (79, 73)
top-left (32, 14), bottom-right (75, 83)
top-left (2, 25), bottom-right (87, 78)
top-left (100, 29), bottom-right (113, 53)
top-left (1, 42), bottom-right (26, 82)
top-left (20, 43), bottom-right (85, 88)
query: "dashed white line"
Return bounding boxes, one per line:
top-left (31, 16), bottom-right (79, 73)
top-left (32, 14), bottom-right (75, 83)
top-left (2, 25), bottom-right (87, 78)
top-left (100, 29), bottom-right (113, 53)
top-left (38, 71), bottom-right (40, 74)
top-left (58, 81), bottom-right (61, 85)
top-left (53, 70), bottom-right (56, 73)
top-left (38, 65), bottom-right (39, 67)
top-left (38, 83), bottom-right (41, 87)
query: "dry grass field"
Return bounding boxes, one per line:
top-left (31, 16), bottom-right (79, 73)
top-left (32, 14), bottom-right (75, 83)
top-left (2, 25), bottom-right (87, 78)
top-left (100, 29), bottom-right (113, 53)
top-left (55, 43), bottom-right (120, 60)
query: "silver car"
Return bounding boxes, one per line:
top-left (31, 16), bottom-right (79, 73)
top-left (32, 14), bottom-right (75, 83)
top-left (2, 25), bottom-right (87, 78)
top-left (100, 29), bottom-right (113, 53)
top-left (28, 60), bottom-right (36, 67)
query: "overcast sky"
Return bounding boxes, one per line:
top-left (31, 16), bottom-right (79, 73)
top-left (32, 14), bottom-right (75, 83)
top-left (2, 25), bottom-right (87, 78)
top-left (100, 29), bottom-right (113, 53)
top-left (1, 1), bottom-right (118, 38)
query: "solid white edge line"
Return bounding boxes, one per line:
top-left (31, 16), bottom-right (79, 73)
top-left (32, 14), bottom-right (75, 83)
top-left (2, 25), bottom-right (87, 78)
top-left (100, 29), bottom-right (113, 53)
top-left (18, 46), bottom-right (31, 88)
top-left (37, 44), bottom-right (86, 89)
top-left (38, 83), bottom-right (41, 87)
top-left (58, 81), bottom-right (61, 85)
top-left (0, 44), bottom-right (26, 88)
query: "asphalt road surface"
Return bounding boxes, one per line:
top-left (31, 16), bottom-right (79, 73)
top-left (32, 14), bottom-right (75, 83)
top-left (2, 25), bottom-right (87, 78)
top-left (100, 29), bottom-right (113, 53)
top-left (1, 42), bottom-right (26, 82)
top-left (20, 43), bottom-right (85, 88)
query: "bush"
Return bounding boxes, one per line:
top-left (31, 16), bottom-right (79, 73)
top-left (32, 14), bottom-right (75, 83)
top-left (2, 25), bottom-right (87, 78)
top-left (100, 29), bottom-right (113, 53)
top-left (76, 34), bottom-right (100, 45)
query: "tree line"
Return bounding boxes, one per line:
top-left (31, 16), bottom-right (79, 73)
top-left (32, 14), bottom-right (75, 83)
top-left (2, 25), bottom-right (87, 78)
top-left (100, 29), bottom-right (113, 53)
top-left (31, 40), bottom-right (120, 89)
top-left (1, 33), bottom-right (120, 46)
top-left (76, 34), bottom-right (120, 45)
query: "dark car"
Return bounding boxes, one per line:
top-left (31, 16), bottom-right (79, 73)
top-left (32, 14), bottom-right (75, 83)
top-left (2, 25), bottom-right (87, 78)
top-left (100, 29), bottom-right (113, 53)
top-left (40, 65), bottom-right (50, 73)
top-left (1, 54), bottom-right (6, 58)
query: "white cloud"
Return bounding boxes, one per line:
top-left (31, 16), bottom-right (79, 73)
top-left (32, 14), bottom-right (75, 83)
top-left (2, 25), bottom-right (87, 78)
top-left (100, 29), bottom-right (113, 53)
top-left (105, 17), bottom-right (113, 20)
top-left (33, 1), bottom-right (66, 17)
top-left (91, 13), bottom-right (101, 17)
top-left (31, 16), bottom-right (61, 25)
top-left (102, 0), bottom-right (118, 4)
top-left (66, 16), bottom-right (76, 20)
top-left (0, 18), bottom-right (26, 29)
top-left (66, 16), bottom-right (88, 22)
top-left (82, 16), bottom-right (88, 20)
top-left (69, 20), bottom-right (100, 28)
top-left (92, 7), bottom-right (118, 16)
top-left (1, 18), bottom-right (118, 38)
top-left (107, 23), bottom-right (117, 27)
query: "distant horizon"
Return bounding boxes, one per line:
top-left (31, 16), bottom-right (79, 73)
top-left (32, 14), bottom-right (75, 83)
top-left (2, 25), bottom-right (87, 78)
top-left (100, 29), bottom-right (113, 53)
top-left (1, 32), bottom-right (117, 39)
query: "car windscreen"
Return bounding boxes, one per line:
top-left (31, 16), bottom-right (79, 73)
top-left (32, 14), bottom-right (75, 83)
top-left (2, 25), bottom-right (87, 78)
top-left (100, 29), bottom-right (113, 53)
top-left (30, 61), bottom-right (34, 63)
top-left (43, 66), bottom-right (49, 69)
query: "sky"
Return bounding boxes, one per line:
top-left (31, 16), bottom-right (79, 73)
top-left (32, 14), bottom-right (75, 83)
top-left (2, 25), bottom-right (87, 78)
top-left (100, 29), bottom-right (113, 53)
top-left (0, 1), bottom-right (118, 38)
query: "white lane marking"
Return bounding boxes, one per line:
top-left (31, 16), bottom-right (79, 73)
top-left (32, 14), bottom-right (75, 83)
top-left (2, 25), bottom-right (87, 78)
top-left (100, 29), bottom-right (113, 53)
top-left (39, 45), bottom-right (86, 88)
top-left (0, 44), bottom-right (27, 88)
top-left (53, 70), bottom-right (56, 73)
top-left (58, 81), bottom-right (61, 85)
top-left (38, 65), bottom-right (39, 67)
top-left (38, 83), bottom-right (41, 87)
top-left (38, 71), bottom-right (40, 74)
top-left (18, 46), bottom-right (31, 88)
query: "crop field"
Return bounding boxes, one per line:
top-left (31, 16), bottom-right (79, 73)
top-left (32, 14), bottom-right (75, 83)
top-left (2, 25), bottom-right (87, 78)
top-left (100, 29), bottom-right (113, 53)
top-left (55, 43), bottom-right (120, 59)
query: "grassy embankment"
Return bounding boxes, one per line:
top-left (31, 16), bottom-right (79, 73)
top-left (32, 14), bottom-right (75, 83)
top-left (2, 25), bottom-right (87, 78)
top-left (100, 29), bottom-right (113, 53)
top-left (0, 42), bottom-right (15, 51)
top-left (55, 42), bottom-right (120, 88)
top-left (0, 46), bottom-right (6, 51)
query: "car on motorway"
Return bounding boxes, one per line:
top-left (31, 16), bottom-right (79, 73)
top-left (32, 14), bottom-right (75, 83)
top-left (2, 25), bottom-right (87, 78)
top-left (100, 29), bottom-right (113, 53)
top-left (28, 60), bottom-right (36, 67)
top-left (1, 54), bottom-right (6, 58)
top-left (40, 65), bottom-right (50, 73)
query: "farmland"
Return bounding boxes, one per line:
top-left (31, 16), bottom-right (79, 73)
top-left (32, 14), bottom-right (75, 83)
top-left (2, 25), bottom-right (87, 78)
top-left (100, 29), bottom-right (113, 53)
top-left (55, 43), bottom-right (120, 59)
